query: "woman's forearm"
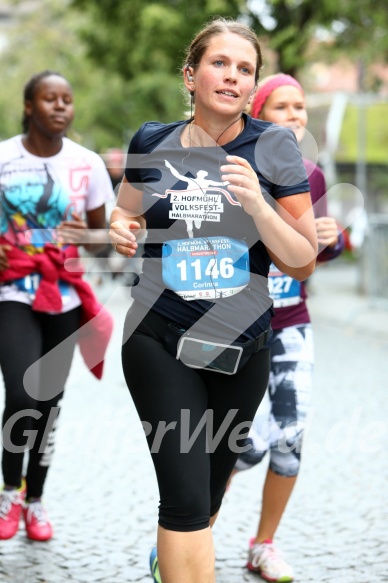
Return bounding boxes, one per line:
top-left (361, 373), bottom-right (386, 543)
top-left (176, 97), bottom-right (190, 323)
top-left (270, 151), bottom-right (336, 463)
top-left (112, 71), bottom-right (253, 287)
top-left (252, 200), bottom-right (317, 281)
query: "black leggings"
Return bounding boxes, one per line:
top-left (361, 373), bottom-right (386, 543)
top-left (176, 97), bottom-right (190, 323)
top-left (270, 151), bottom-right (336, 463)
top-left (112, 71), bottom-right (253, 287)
top-left (0, 301), bottom-right (81, 499)
top-left (122, 304), bottom-right (270, 532)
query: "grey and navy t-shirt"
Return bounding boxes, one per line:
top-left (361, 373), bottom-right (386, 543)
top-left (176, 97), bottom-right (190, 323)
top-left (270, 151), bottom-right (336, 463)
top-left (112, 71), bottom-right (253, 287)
top-left (124, 114), bottom-right (310, 341)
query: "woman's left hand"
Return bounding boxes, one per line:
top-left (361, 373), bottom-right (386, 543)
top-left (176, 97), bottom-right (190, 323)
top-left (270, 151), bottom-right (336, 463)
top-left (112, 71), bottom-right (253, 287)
top-left (57, 212), bottom-right (88, 246)
top-left (220, 155), bottom-right (266, 217)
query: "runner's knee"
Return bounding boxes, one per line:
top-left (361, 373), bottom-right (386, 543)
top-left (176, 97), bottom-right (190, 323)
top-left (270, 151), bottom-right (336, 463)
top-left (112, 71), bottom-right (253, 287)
top-left (158, 486), bottom-right (211, 532)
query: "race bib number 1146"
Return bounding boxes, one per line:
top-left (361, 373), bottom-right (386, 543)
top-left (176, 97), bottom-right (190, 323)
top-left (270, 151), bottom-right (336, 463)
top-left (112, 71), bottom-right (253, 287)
top-left (162, 236), bottom-right (250, 301)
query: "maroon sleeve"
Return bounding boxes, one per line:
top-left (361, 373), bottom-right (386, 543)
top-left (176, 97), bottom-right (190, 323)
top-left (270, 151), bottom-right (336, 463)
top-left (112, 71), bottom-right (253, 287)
top-left (303, 159), bottom-right (327, 217)
top-left (303, 159), bottom-right (344, 262)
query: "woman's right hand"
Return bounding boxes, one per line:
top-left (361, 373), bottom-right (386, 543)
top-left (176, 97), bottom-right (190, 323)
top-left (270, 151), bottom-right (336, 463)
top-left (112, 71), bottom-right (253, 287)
top-left (315, 216), bottom-right (339, 249)
top-left (0, 244), bottom-right (11, 271)
top-left (109, 220), bottom-right (141, 257)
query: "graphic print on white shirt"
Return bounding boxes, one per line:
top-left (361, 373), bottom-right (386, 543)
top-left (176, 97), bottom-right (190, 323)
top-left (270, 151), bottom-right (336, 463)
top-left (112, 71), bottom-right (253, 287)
top-left (0, 135), bottom-right (114, 311)
top-left (0, 156), bottom-right (75, 250)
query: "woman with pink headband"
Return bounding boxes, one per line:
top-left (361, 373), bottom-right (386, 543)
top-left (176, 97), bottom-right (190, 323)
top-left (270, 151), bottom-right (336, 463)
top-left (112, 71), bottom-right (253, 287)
top-left (231, 73), bottom-right (344, 582)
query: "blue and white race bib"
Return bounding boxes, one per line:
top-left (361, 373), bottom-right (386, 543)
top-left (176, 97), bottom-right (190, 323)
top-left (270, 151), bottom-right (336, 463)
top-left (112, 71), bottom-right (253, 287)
top-left (268, 263), bottom-right (302, 308)
top-left (162, 236), bottom-right (250, 301)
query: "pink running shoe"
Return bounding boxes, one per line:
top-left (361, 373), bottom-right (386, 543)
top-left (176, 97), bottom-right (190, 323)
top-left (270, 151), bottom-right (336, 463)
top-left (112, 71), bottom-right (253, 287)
top-left (23, 501), bottom-right (53, 541)
top-left (0, 480), bottom-right (26, 540)
top-left (247, 537), bottom-right (294, 582)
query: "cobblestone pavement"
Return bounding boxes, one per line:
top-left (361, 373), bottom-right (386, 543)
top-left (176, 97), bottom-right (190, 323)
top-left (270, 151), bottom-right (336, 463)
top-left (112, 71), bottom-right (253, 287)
top-left (1, 261), bottom-right (388, 582)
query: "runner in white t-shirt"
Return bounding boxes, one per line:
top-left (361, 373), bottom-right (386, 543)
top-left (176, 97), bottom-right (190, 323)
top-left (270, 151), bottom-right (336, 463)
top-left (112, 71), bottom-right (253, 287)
top-left (0, 70), bottom-right (114, 541)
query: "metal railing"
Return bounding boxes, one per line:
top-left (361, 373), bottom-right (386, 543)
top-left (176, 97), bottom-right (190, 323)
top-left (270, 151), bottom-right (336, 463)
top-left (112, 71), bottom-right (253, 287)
top-left (364, 214), bottom-right (388, 308)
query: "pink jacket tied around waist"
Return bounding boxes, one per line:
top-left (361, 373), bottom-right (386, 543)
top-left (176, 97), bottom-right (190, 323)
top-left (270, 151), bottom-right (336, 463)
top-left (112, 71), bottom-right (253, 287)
top-left (0, 238), bottom-right (113, 380)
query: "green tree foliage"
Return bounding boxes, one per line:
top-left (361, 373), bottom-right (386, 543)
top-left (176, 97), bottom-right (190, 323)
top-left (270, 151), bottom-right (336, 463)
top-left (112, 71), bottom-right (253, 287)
top-left (0, 0), bottom-right (131, 151)
top-left (72, 0), bottom-right (388, 125)
top-left (3, 0), bottom-right (386, 150)
top-left (247, 0), bottom-right (388, 78)
top-left (72, 0), bottom-right (244, 126)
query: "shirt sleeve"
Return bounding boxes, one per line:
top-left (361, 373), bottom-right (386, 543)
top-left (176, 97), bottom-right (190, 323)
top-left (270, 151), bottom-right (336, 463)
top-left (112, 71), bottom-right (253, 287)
top-left (255, 125), bottom-right (310, 199)
top-left (306, 162), bottom-right (327, 217)
top-left (124, 124), bottom-right (146, 185)
top-left (317, 231), bottom-right (345, 261)
top-left (85, 152), bottom-right (115, 211)
top-left (306, 162), bottom-right (345, 262)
